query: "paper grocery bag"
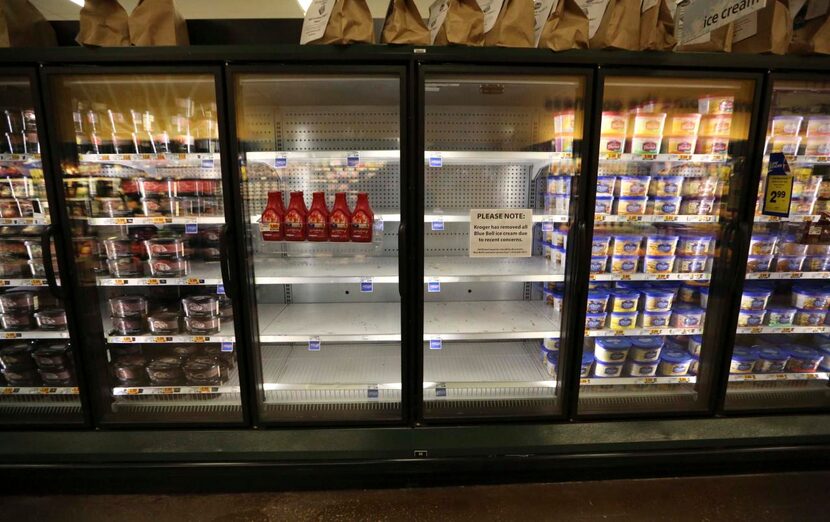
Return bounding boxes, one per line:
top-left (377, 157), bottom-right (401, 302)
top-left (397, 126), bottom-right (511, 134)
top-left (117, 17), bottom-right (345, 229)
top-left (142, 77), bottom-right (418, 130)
top-left (0, 0), bottom-right (57, 47)
top-left (536, 0), bottom-right (589, 50)
top-left (790, 0), bottom-right (830, 54)
top-left (76, 0), bottom-right (129, 47)
top-left (675, 25), bottom-right (734, 52)
top-left (483, 0), bottom-right (535, 47)
top-left (128, 0), bottom-right (189, 46)
top-left (639, 0), bottom-right (675, 50)
top-left (381, 0), bottom-right (430, 44)
top-left (578, 0), bottom-right (640, 50)
top-left (732, 0), bottom-right (792, 54)
top-left (301, 0), bottom-right (375, 45)
top-left (429, 0), bottom-right (485, 46)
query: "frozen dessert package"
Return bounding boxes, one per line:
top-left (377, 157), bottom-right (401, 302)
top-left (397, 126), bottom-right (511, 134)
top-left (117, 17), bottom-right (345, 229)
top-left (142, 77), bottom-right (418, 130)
top-left (128, 0), bottom-right (189, 46)
top-left (731, 0), bottom-right (792, 54)
top-left (77, 0), bottom-right (129, 47)
top-left (381, 0), bottom-right (430, 44)
top-left (428, 0), bottom-right (485, 46)
top-left (674, 0), bottom-right (734, 52)
top-left (535, 0), bottom-right (589, 49)
top-left (576, 0), bottom-right (640, 50)
top-left (639, 0), bottom-right (675, 51)
top-left (0, 0), bottom-right (57, 47)
top-left (789, 0), bottom-right (830, 54)
top-left (301, 0), bottom-right (375, 45)
top-left (480, 0), bottom-right (535, 47)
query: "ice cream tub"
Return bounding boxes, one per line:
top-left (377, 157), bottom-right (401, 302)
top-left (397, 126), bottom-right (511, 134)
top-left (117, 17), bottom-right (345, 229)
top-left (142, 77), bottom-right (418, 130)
top-left (794, 308), bottom-right (828, 326)
top-left (640, 310), bottom-right (672, 327)
top-left (585, 313), bottom-right (607, 330)
top-left (608, 311), bottom-right (638, 330)
top-left (671, 305), bottom-right (704, 328)
top-left (791, 288), bottom-right (830, 310)
top-left (746, 255), bottom-right (773, 273)
top-left (679, 197), bottom-right (716, 215)
top-left (594, 360), bottom-right (624, 378)
top-left (554, 136), bottom-right (574, 153)
top-left (632, 112), bottom-right (666, 137)
top-left (625, 360), bottom-right (658, 377)
top-left (699, 95), bottom-right (734, 115)
top-left (677, 235), bottom-right (714, 256)
top-left (775, 255), bottom-right (806, 272)
top-left (730, 346), bottom-right (758, 374)
top-left (677, 255), bottom-right (708, 273)
top-left (748, 235), bottom-right (777, 256)
top-left (805, 256), bottom-right (830, 272)
top-left (642, 288), bottom-right (674, 311)
top-left (696, 136), bottom-right (729, 154)
top-left (631, 136), bottom-right (662, 155)
top-left (765, 306), bottom-right (796, 326)
top-left (700, 115), bottom-right (732, 137)
top-left (580, 351), bottom-right (595, 377)
top-left (553, 111), bottom-right (576, 135)
top-left (612, 235), bottom-right (642, 255)
top-left (543, 338), bottom-right (560, 351)
top-left (665, 136), bottom-right (697, 155)
top-left (790, 197), bottom-right (816, 215)
top-left (649, 176), bottom-right (684, 197)
top-left (806, 244), bottom-right (830, 255)
top-left (803, 137), bottom-right (830, 156)
top-left (645, 235), bottom-right (679, 256)
top-left (587, 289), bottom-right (611, 313)
top-left (596, 176), bottom-right (616, 195)
top-left (755, 346), bottom-right (789, 373)
top-left (649, 196), bottom-right (682, 215)
top-left (778, 237), bottom-right (808, 256)
top-left (590, 256), bottom-right (608, 274)
top-left (595, 337), bottom-right (631, 363)
top-left (740, 288), bottom-right (772, 310)
top-left (609, 290), bottom-right (640, 312)
top-left (688, 335), bottom-right (703, 356)
top-left (682, 177), bottom-right (719, 198)
top-left (738, 308), bottom-right (766, 327)
top-left (611, 255), bottom-right (639, 274)
top-left (806, 116), bottom-right (830, 137)
top-left (595, 196), bottom-right (613, 215)
top-left (592, 236), bottom-right (611, 256)
top-left (771, 115), bottom-right (803, 137)
top-left (615, 196), bottom-right (647, 216)
top-left (658, 349), bottom-right (692, 376)
top-left (784, 345), bottom-right (822, 372)
top-left (699, 287), bottom-right (710, 308)
top-left (629, 337), bottom-right (664, 362)
top-left (678, 284), bottom-right (699, 303)
top-left (769, 136), bottom-right (801, 155)
top-left (600, 112), bottom-right (627, 135)
top-left (644, 255), bottom-right (675, 274)
top-left (545, 351), bottom-right (558, 377)
top-left (599, 135), bottom-right (625, 154)
top-left (618, 176), bottom-right (650, 197)
top-left (668, 113), bottom-right (702, 135)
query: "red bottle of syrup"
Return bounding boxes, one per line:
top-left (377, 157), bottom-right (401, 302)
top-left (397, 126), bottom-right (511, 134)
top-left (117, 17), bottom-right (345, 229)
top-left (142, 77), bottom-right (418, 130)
top-left (350, 192), bottom-right (374, 242)
top-left (329, 192), bottom-right (351, 242)
top-left (307, 192), bottom-right (330, 241)
top-left (284, 191), bottom-right (307, 241)
top-left (260, 191), bottom-right (286, 241)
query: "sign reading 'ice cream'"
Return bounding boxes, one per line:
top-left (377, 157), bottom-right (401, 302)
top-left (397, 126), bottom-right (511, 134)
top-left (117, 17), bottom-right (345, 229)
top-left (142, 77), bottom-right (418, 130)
top-left (469, 209), bottom-right (532, 258)
top-left (676, 0), bottom-right (767, 44)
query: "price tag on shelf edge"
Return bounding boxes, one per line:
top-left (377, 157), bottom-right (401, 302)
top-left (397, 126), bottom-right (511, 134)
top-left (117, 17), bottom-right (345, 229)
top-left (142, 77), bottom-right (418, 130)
top-left (431, 217), bottom-right (444, 231)
top-left (185, 223), bottom-right (198, 234)
top-left (428, 153), bottom-right (443, 168)
top-left (217, 284), bottom-right (225, 295)
top-left (367, 385), bottom-right (379, 400)
top-left (427, 280), bottom-right (441, 293)
top-left (429, 338), bottom-right (442, 350)
top-left (308, 337), bottom-right (321, 352)
top-left (360, 277), bottom-right (373, 293)
top-left (274, 153), bottom-right (287, 168)
top-left (761, 152), bottom-right (793, 218)
top-left (221, 342), bottom-right (234, 353)
top-left (201, 158), bottom-right (215, 169)
top-left (541, 222), bottom-right (554, 232)
top-left (347, 151), bottom-right (360, 167)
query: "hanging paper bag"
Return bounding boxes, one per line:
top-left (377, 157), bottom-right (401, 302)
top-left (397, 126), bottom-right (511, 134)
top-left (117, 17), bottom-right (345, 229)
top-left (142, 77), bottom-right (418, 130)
top-left (428, 0), bottom-right (486, 46)
top-left (301, 0), bottom-right (375, 45)
top-left (381, 0), bottom-right (430, 44)
top-left (481, 0), bottom-right (535, 47)
top-left (0, 0), bottom-right (57, 47)
top-left (639, 0), bottom-right (675, 50)
top-left (536, 0), bottom-right (589, 50)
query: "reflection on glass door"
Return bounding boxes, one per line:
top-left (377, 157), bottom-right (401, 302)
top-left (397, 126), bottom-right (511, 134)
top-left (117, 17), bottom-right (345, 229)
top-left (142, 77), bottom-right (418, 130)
top-left (725, 79), bottom-right (830, 411)
top-left (49, 72), bottom-right (242, 424)
top-left (0, 75), bottom-right (83, 424)
top-left (578, 75), bottom-right (756, 415)
top-left (234, 73), bottom-right (402, 422)
top-left (422, 73), bottom-right (586, 419)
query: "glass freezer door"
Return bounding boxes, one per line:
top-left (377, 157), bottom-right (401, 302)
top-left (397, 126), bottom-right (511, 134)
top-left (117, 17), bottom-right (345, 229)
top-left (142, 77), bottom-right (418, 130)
top-left (0, 75), bottom-right (83, 424)
top-left (422, 73), bottom-right (586, 419)
top-left (49, 72), bottom-right (243, 424)
top-left (233, 73), bottom-right (403, 423)
top-left (725, 79), bottom-right (830, 411)
top-left (577, 75), bottom-right (757, 415)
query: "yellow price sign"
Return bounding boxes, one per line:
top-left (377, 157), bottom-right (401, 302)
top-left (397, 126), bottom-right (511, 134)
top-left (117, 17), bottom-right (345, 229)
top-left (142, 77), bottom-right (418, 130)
top-left (762, 153), bottom-right (793, 217)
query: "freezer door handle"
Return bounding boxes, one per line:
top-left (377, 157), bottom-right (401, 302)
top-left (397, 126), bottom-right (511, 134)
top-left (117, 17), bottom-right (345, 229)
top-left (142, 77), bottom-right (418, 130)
top-left (398, 221), bottom-right (406, 299)
top-left (40, 225), bottom-right (61, 299)
top-left (219, 223), bottom-right (234, 299)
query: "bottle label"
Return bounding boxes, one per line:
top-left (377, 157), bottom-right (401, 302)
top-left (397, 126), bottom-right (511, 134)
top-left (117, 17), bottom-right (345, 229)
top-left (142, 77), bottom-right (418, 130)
top-left (351, 210), bottom-right (372, 242)
top-left (284, 209), bottom-right (305, 240)
top-left (329, 210), bottom-right (350, 241)
top-left (307, 210), bottom-right (328, 240)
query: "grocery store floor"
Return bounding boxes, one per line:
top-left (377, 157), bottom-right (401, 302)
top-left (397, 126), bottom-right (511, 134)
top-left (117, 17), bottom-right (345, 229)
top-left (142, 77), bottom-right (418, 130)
top-left (1, 471), bottom-right (827, 521)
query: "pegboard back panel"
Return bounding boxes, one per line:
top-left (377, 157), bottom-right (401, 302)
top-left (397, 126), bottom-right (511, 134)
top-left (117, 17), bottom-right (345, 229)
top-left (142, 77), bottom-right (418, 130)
top-left (425, 164), bottom-right (531, 209)
top-left (425, 106), bottom-right (547, 151)
top-left (240, 106), bottom-right (280, 152)
top-left (278, 106), bottom-right (400, 151)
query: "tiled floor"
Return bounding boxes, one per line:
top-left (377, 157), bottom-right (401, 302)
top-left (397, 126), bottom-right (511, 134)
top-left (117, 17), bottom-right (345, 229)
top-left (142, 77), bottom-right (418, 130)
top-left (0, 471), bottom-right (826, 521)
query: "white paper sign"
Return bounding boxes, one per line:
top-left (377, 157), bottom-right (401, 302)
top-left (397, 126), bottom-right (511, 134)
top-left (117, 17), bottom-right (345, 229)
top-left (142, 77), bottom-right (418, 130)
top-left (732, 10), bottom-right (758, 42)
top-left (575, 0), bottom-right (611, 39)
top-left (676, 0), bottom-right (767, 44)
top-left (807, 0), bottom-right (830, 19)
top-left (477, 0), bottom-right (506, 32)
top-left (300, 0), bottom-right (336, 44)
top-left (534, 0), bottom-right (561, 46)
top-left (429, 0), bottom-right (451, 44)
top-left (469, 209), bottom-right (532, 258)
